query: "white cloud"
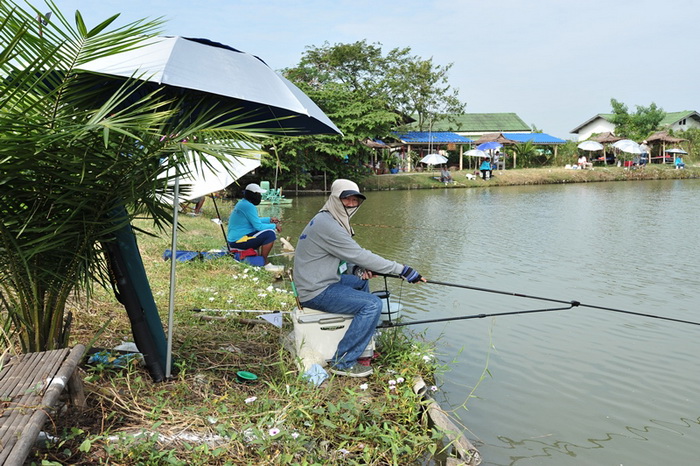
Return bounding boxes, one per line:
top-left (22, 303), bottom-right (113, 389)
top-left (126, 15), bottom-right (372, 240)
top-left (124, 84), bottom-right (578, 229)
top-left (54, 0), bottom-right (700, 138)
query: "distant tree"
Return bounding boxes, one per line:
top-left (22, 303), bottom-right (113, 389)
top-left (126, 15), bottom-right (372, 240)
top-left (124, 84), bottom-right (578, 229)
top-left (511, 141), bottom-right (539, 168)
top-left (669, 127), bottom-right (699, 163)
top-left (384, 53), bottom-right (465, 131)
top-left (609, 98), bottom-right (665, 141)
top-left (269, 40), bottom-right (465, 186)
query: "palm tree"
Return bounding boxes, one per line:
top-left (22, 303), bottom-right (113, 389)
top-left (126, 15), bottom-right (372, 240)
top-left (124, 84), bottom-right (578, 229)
top-left (0, 1), bottom-right (265, 352)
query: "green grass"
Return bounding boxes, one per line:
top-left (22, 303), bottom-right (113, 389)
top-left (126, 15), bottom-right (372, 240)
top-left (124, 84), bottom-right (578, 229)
top-left (34, 205), bottom-right (459, 465)
top-left (359, 164), bottom-right (700, 192)
top-left (35, 164), bottom-right (693, 464)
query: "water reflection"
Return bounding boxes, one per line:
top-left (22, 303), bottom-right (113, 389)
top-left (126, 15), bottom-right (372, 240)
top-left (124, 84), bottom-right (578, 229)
top-left (485, 413), bottom-right (700, 466)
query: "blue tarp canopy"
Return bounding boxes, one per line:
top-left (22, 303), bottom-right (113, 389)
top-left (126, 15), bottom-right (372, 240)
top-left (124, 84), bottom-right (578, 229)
top-left (393, 131), bottom-right (473, 144)
top-left (504, 133), bottom-right (566, 144)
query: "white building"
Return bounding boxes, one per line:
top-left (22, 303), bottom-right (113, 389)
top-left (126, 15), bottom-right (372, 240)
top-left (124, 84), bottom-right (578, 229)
top-left (570, 111), bottom-right (700, 141)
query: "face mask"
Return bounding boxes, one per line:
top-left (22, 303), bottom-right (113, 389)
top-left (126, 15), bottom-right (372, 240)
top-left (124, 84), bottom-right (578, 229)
top-left (244, 190), bottom-right (262, 206)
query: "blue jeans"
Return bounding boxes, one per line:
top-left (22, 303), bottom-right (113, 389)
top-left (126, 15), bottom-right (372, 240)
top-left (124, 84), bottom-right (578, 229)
top-left (228, 229), bottom-right (276, 250)
top-left (301, 274), bottom-right (382, 369)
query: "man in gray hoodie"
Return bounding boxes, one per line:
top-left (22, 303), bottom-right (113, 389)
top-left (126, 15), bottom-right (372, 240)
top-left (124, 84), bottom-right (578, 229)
top-left (293, 179), bottom-right (423, 377)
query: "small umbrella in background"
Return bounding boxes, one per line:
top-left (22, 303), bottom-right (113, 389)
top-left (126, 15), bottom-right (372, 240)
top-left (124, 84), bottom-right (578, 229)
top-left (419, 153), bottom-right (448, 177)
top-left (159, 150), bottom-right (261, 204)
top-left (612, 139), bottom-right (642, 154)
top-left (477, 141), bottom-right (503, 151)
top-left (665, 148), bottom-right (687, 154)
top-left (577, 140), bottom-right (604, 151)
top-left (577, 140), bottom-right (605, 164)
top-left (420, 153), bottom-right (448, 165)
top-left (612, 139), bottom-right (642, 167)
top-left (465, 149), bottom-right (489, 158)
top-left (158, 148), bottom-right (262, 243)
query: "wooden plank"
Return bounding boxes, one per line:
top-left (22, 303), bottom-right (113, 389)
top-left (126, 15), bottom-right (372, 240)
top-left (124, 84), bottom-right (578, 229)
top-left (5, 345), bottom-right (85, 465)
top-left (0, 351), bottom-right (66, 460)
top-left (413, 376), bottom-right (482, 466)
top-left (0, 349), bottom-right (69, 459)
top-left (0, 346), bottom-right (85, 466)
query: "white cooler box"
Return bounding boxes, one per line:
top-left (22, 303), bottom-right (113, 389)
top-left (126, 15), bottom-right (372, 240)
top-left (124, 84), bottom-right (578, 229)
top-left (293, 307), bottom-right (374, 371)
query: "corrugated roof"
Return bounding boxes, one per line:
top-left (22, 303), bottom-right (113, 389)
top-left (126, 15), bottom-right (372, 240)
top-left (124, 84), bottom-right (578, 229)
top-left (659, 110), bottom-right (699, 126)
top-left (392, 131), bottom-right (473, 144)
top-left (503, 133), bottom-right (566, 144)
top-left (406, 113), bottom-right (531, 133)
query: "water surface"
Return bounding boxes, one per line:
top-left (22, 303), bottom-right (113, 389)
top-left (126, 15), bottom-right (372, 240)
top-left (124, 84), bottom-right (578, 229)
top-left (264, 179), bottom-right (700, 466)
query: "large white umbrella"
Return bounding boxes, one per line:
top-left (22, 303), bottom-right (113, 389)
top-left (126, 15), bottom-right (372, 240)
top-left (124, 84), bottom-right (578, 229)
top-left (159, 149), bottom-right (262, 204)
top-left (577, 140), bottom-right (604, 151)
top-left (81, 36), bottom-right (341, 380)
top-left (80, 36), bottom-right (341, 135)
top-left (420, 153), bottom-right (448, 165)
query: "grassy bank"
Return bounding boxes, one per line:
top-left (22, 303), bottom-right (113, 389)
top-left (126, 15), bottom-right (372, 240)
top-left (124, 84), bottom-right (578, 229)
top-left (32, 164), bottom-right (695, 464)
top-left (358, 164), bottom-right (700, 192)
top-left (34, 210), bottom-right (462, 465)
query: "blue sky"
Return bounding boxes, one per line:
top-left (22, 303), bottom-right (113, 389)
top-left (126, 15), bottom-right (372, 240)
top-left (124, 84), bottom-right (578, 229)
top-left (53, 0), bottom-right (699, 139)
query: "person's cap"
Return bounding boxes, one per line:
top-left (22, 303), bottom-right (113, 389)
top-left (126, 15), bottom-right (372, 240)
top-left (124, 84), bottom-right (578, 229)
top-left (245, 183), bottom-right (266, 194)
top-left (339, 189), bottom-right (366, 200)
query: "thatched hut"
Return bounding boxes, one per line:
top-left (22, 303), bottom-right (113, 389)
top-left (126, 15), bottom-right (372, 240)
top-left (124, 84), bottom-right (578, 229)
top-left (645, 131), bottom-right (687, 163)
top-left (590, 132), bottom-right (622, 144)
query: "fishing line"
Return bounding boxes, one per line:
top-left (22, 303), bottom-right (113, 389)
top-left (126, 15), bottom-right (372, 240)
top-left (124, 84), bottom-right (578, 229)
top-left (379, 274), bottom-right (700, 327)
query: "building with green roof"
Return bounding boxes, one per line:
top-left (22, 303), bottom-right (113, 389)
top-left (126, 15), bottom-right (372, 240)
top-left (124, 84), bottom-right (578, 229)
top-left (408, 113), bottom-right (531, 137)
top-left (570, 110), bottom-right (700, 141)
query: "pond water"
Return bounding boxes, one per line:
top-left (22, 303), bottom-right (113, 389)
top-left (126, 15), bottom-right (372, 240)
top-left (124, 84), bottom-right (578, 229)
top-left (262, 179), bottom-right (700, 466)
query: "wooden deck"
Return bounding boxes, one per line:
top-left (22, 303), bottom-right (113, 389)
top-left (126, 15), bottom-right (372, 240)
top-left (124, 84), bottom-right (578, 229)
top-left (0, 345), bottom-right (86, 465)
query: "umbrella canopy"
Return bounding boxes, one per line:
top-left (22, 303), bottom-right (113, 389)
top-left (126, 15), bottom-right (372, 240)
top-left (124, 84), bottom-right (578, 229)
top-left (159, 150), bottom-right (261, 203)
top-left (612, 139), bottom-right (642, 154)
top-left (465, 149), bottom-right (489, 158)
top-left (79, 36), bottom-right (341, 136)
top-left (420, 153), bottom-right (448, 165)
top-left (82, 36), bottom-right (341, 379)
top-left (577, 140), bottom-right (604, 151)
top-left (477, 141), bottom-right (503, 151)
top-left (665, 148), bottom-right (688, 154)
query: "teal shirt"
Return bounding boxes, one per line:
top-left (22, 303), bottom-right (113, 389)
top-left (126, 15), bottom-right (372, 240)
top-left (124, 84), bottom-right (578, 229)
top-left (226, 199), bottom-right (274, 243)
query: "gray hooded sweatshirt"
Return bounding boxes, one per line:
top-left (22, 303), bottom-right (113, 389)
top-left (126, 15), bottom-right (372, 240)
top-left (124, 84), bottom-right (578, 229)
top-left (293, 179), bottom-right (404, 302)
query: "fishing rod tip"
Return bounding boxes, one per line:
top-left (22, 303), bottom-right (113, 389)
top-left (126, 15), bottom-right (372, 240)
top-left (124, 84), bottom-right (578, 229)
top-left (570, 300), bottom-right (581, 307)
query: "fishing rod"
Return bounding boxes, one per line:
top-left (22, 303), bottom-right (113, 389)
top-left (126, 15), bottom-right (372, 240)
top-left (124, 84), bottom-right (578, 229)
top-left (283, 218), bottom-right (454, 234)
top-left (378, 304), bottom-right (576, 328)
top-left (380, 274), bottom-right (700, 327)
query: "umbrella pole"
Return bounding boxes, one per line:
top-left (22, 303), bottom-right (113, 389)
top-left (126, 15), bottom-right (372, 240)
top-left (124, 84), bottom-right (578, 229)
top-left (211, 196), bottom-right (229, 246)
top-left (166, 176), bottom-right (179, 379)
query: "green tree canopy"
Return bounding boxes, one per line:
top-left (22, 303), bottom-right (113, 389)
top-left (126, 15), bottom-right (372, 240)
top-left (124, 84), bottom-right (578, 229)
top-left (609, 98), bottom-right (665, 141)
top-left (266, 40), bottom-right (465, 186)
